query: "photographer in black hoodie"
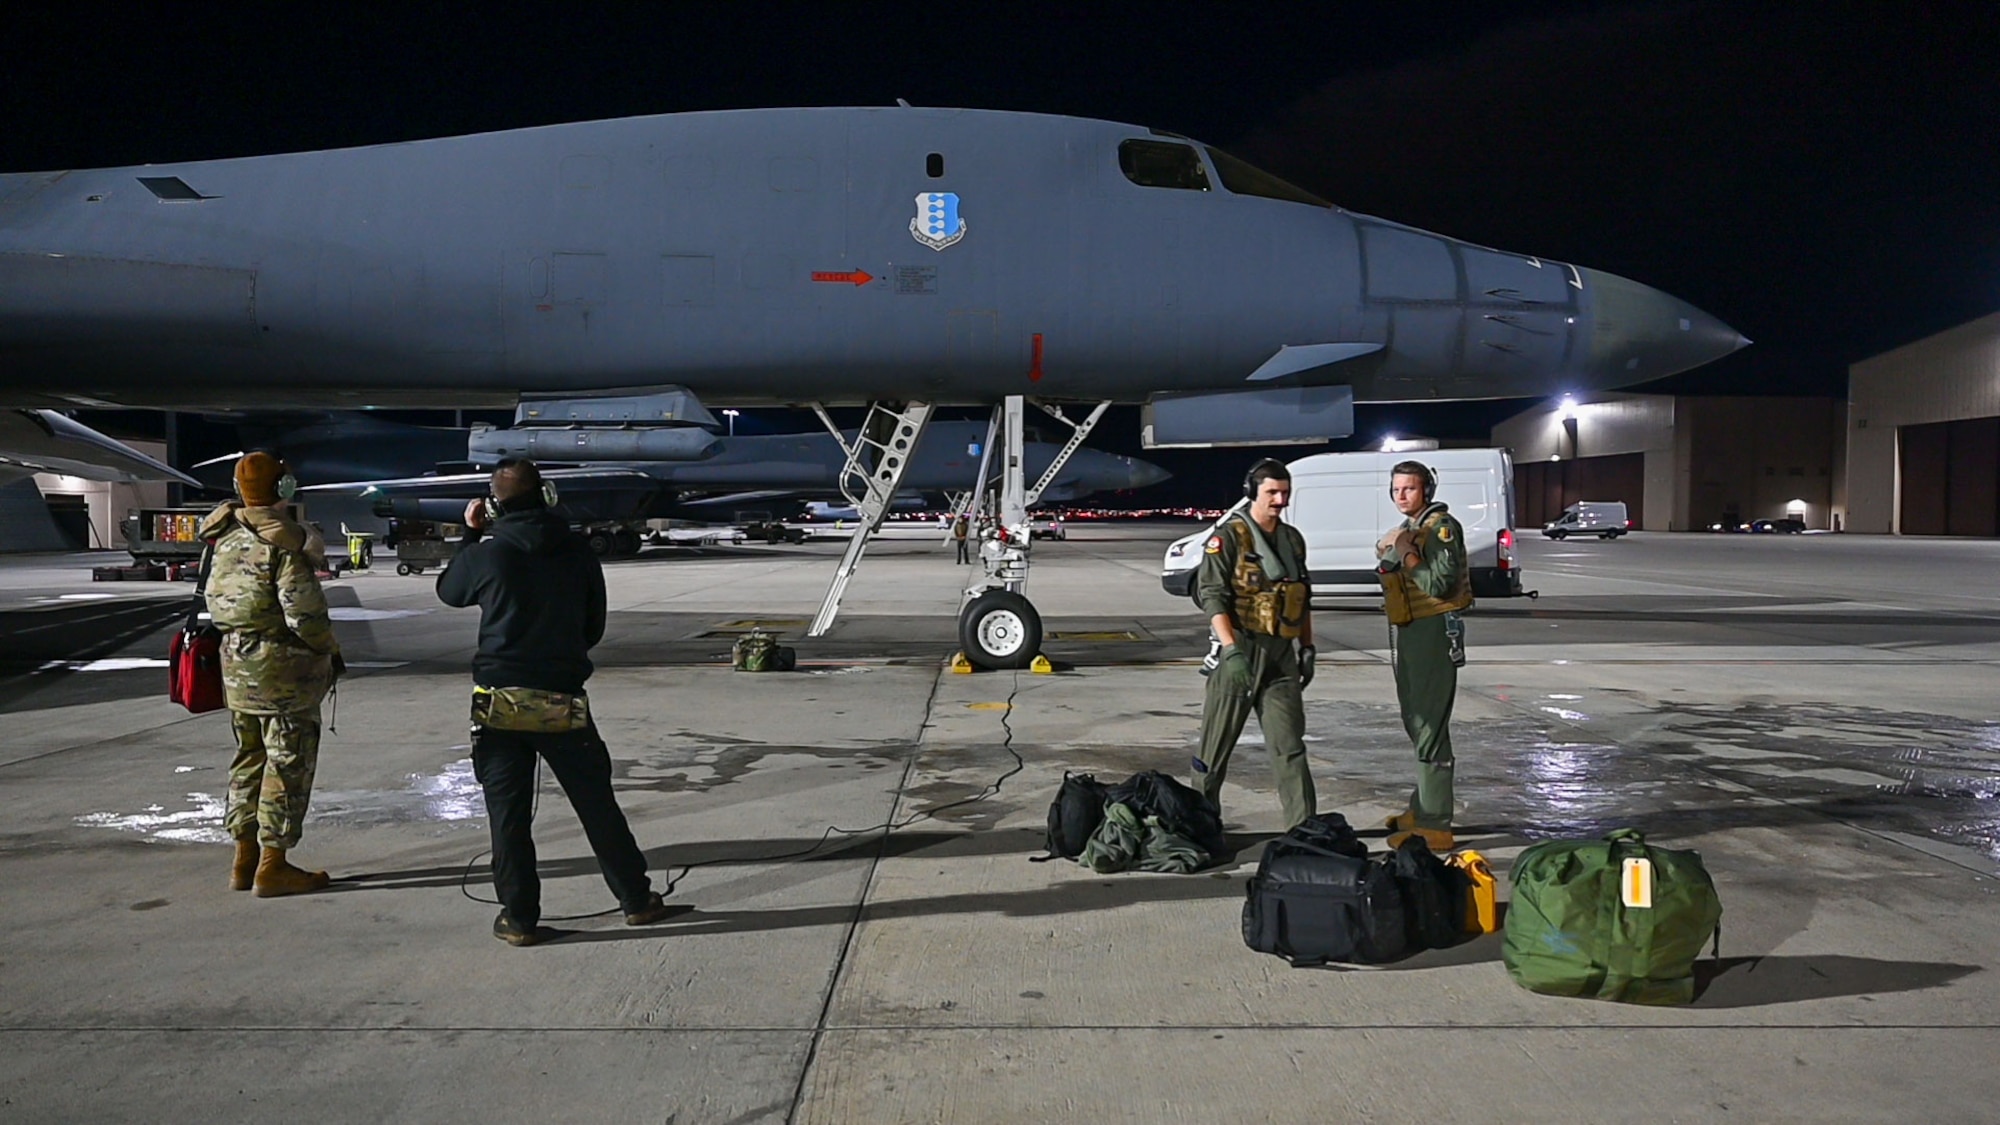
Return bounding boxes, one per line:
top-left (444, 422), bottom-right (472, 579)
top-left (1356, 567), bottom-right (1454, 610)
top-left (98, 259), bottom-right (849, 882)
top-left (437, 458), bottom-right (670, 945)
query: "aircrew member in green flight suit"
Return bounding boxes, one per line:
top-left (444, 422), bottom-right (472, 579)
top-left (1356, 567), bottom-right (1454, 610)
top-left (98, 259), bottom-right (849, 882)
top-left (1191, 458), bottom-right (1319, 830)
top-left (1377, 460), bottom-right (1473, 850)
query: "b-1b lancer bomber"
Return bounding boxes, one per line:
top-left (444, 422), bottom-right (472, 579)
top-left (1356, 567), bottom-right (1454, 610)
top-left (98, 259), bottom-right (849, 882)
top-left (0, 106), bottom-right (1745, 666)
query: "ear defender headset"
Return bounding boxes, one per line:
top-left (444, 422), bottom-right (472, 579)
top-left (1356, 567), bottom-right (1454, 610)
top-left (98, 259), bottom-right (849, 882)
top-left (1243, 458), bottom-right (1288, 501)
top-left (481, 478), bottom-right (560, 523)
top-left (234, 455), bottom-right (298, 503)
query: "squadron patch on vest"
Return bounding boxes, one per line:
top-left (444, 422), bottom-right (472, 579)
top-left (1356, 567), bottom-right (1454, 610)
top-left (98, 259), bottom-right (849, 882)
top-left (1204, 535), bottom-right (1223, 554)
top-left (1437, 524), bottom-right (1453, 542)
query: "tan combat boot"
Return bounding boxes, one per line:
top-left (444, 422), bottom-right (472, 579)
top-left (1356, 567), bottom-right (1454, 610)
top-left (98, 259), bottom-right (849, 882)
top-left (1384, 810), bottom-right (1418, 833)
top-left (1387, 826), bottom-right (1456, 852)
top-left (252, 847), bottom-right (331, 897)
top-left (228, 838), bottom-right (259, 891)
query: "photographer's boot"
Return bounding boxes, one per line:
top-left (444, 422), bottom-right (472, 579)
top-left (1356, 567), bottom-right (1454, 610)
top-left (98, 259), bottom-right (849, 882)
top-left (252, 847), bottom-right (331, 897)
top-left (228, 838), bottom-right (258, 891)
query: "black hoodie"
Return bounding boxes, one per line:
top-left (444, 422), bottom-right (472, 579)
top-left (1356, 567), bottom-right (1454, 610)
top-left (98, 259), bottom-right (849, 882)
top-left (436, 508), bottom-right (606, 694)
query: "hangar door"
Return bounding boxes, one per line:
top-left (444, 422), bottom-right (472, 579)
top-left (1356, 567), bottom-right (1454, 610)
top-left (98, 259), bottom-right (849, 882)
top-left (1516, 453), bottom-right (1645, 529)
top-left (1899, 417), bottom-right (2000, 536)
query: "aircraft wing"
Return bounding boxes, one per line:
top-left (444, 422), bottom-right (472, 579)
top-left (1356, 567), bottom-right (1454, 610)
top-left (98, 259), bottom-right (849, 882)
top-left (0, 409), bottom-right (199, 487)
top-left (303, 465), bottom-right (661, 497)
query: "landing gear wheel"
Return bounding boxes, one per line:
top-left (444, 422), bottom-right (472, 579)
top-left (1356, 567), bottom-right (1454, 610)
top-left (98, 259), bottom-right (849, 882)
top-left (959, 589), bottom-right (1042, 671)
top-left (396, 563), bottom-right (413, 576)
top-left (586, 530), bottom-right (614, 556)
top-left (612, 528), bottom-right (642, 555)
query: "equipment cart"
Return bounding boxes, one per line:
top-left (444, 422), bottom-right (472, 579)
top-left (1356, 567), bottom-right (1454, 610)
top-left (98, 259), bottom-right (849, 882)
top-left (389, 519), bottom-right (459, 576)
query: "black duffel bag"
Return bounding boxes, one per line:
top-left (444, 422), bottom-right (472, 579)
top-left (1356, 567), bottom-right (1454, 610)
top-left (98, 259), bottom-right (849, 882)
top-left (1243, 816), bottom-right (1407, 966)
top-left (1387, 834), bottom-right (1472, 952)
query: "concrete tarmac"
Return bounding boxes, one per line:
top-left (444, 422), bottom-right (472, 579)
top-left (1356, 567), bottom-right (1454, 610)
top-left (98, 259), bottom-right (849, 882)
top-left (2, 525), bottom-right (1997, 1123)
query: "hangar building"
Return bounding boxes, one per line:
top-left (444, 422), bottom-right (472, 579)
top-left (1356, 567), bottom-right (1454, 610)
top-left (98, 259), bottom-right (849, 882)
top-left (1845, 311), bottom-right (2000, 536)
top-left (1490, 395), bottom-right (1843, 532)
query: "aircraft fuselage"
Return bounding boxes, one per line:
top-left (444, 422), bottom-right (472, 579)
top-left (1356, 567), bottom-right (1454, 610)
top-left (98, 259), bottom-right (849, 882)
top-left (0, 107), bottom-right (1743, 411)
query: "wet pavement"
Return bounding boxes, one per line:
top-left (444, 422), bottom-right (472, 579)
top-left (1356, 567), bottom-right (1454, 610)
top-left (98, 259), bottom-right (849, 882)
top-left (2, 527), bottom-right (1998, 1122)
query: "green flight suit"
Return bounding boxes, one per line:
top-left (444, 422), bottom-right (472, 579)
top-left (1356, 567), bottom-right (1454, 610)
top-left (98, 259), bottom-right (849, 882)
top-left (1383, 504), bottom-right (1469, 830)
top-left (1192, 512), bottom-right (1316, 829)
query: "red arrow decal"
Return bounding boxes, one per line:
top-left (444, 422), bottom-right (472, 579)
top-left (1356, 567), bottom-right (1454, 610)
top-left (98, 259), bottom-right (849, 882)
top-left (811, 269), bottom-right (875, 286)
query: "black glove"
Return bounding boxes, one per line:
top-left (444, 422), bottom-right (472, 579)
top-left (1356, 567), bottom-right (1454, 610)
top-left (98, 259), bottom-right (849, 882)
top-left (331, 652), bottom-right (347, 679)
top-left (1297, 645), bottom-right (1316, 689)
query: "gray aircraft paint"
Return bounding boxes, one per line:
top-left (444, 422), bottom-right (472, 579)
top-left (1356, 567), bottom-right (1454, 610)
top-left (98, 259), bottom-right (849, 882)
top-left (321, 419), bottom-right (1167, 506)
top-left (0, 108), bottom-right (1744, 414)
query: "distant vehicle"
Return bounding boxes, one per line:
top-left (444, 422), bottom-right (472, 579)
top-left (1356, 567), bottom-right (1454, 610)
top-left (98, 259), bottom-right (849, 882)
top-left (1543, 501), bottom-right (1630, 540)
top-left (1163, 448), bottom-right (1524, 599)
top-left (1751, 517), bottom-right (1807, 534)
top-left (1030, 514), bottom-right (1067, 541)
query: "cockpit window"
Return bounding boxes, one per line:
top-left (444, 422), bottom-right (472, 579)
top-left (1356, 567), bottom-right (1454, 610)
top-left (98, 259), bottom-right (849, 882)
top-left (1204, 147), bottom-right (1330, 208)
top-left (1118, 139), bottom-right (1210, 191)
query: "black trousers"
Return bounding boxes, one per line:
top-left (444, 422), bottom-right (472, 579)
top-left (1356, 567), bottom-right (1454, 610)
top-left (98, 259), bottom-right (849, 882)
top-left (471, 720), bottom-right (653, 927)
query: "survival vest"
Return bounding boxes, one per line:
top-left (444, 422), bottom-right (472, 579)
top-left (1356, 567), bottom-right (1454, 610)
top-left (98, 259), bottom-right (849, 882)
top-left (1379, 504), bottom-right (1473, 627)
top-left (1223, 516), bottom-right (1310, 639)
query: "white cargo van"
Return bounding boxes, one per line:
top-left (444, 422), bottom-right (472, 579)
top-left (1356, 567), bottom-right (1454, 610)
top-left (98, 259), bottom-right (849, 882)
top-left (1161, 448), bottom-right (1523, 599)
top-left (1541, 501), bottom-right (1629, 539)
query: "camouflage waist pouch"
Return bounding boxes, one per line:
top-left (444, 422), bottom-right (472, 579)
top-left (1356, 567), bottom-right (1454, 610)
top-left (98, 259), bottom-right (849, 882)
top-left (471, 686), bottom-right (590, 732)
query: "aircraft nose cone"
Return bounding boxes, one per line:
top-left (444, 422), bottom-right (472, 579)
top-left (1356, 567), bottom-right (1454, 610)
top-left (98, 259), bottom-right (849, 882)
top-left (1577, 267), bottom-right (1748, 387)
top-left (1127, 457), bottom-right (1171, 490)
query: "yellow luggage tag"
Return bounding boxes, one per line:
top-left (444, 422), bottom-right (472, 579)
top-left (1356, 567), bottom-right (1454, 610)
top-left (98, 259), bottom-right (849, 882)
top-left (1621, 856), bottom-right (1654, 908)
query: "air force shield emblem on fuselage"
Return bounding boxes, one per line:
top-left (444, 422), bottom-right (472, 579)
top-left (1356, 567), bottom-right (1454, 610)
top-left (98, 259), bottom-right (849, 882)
top-left (910, 192), bottom-right (966, 251)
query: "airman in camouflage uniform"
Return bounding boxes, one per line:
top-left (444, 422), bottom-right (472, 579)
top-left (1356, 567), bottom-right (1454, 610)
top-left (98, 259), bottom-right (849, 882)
top-left (197, 452), bottom-right (342, 897)
top-left (1377, 461), bottom-right (1473, 851)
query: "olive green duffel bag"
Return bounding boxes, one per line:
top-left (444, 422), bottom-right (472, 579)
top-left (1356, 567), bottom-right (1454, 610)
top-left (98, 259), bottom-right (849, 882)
top-left (1502, 827), bottom-right (1721, 1005)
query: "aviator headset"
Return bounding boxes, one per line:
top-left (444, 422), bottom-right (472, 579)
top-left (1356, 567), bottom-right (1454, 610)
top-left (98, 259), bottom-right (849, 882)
top-left (1242, 458), bottom-right (1289, 501)
top-left (1392, 461), bottom-right (1438, 502)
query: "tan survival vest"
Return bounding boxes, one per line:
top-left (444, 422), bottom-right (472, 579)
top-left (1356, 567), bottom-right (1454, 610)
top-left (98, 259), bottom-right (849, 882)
top-left (1379, 508), bottom-right (1474, 627)
top-left (1225, 516), bottom-right (1310, 639)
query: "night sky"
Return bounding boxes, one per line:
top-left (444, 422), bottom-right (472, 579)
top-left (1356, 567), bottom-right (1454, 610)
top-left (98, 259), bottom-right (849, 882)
top-left (6, 2), bottom-right (1995, 501)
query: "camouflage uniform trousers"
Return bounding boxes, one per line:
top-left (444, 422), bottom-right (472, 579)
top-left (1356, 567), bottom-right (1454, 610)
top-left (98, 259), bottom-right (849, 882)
top-left (226, 710), bottom-right (322, 849)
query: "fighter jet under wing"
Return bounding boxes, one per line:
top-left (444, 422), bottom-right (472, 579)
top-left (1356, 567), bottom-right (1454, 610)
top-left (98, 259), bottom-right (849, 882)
top-left (0, 106), bottom-right (1744, 665)
top-left (0, 409), bottom-right (198, 487)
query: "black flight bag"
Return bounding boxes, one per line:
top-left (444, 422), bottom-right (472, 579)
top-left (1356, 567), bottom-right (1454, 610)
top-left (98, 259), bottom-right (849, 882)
top-left (1242, 815), bottom-right (1407, 966)
top-left (1035, 772), bottom-right (1110, 861)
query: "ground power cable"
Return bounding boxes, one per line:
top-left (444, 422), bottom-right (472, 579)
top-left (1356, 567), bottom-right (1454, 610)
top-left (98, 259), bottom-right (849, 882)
top-left (456, 666), bottom-right (1028, 919)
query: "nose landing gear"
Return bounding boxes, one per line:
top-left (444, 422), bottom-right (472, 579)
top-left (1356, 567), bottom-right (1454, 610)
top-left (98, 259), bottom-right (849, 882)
top-left (803, 394), bottom-right (1107, 672)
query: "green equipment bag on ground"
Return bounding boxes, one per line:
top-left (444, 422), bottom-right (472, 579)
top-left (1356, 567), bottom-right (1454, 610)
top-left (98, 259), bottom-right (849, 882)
top-left (731, 630), bottom-right (795, 672)
top-left (1502, 827), bottom-right (1722, 1006)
